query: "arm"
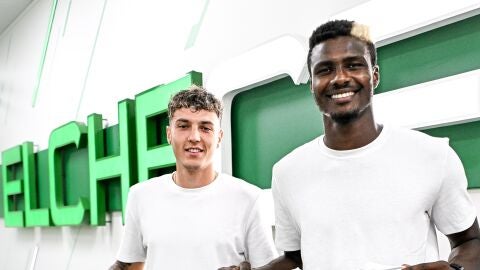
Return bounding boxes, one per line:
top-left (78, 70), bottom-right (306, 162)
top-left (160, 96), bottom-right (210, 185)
top-left (446, 218), bottom-right (480, 269)
top-left (109, 261), bottom-right (144, 270)
top-left (404, 218), bottom-right (480, 270)
top-left (255, 251), bottom-right (303, 270)
top-left (115, 187), bottom-right (147, 270)
top-left (404, 146), bottom-right (480, 269)
top-left (219, 251), bottom-right (302, 270)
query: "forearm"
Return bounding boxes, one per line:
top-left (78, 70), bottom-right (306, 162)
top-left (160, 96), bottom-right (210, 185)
top-left (448, 237), bottom-right (480, 270)
top-left (254, 255), bottom-right (301, 270)
top-left (109, 261), bottom-right (144, 270)
top-left (109, 261), bottom-right (131, 270)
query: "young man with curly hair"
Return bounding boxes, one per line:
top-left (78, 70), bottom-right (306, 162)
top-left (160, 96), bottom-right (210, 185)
top-left (111, 86), bottom-right (276, 270)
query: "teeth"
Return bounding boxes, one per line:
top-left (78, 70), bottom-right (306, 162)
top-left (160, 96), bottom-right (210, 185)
top-left (187, 148), bottom-right (201, 152)
top-left (331, 92), bottom-right (354, 99)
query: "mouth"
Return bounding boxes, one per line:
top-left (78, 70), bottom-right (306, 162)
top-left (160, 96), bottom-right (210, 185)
top-left (185, 147), bottom-right (203, 153)
top-left (330, 91), bottom-right (355, 99)
top-left (326, 88), bottom-right (361, 101)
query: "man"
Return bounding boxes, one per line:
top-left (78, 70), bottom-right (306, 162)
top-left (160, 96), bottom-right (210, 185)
top-left (227, 20), bottom-right (480, 269)
top-left (110, 86), bottom-right (276, 269)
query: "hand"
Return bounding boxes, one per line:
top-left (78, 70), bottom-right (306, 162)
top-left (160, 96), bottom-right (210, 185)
top-left (402, 260), bottom-right (453, 269)
top-left (218, 261), bottom-right (251, 270)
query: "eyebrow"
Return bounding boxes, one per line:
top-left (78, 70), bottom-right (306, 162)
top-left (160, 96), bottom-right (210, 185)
top-left (343, 56), bottom-right (367, 62)
top-left (175, 119), bottom-right (214, 125)
top-left (313, 55), bottom-right (367, 68)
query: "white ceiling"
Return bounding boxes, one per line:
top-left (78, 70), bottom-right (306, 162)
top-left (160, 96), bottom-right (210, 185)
top-left (0, 0), bottom-right (33, 35)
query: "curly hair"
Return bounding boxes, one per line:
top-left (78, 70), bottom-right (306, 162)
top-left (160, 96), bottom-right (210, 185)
top-left (168, 85), bottom-right (223, 121)
top-left (307, 20), bottom-right (377, 76)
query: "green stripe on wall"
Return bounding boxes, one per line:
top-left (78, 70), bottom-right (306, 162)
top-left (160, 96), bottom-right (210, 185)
top-left (32, 0), bottom-right (59, 107)
top-left (75, 0), bottom-right (109, 119)
top-left (376, 15), bottom-right (480, 93)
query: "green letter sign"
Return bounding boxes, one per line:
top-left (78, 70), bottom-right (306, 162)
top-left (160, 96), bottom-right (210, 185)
top-left (88, 99), bottom-right (137, 225)
top-left (23, 142), bottom-right (50, 226)
top-left (0, 71), bottom-right (203, 227)
top-left (49, 122), bottom-right (89, 225)
top-left (1, 142), bottom-right (50, 227)
top-left (2, 145), bottom-right (24, 227)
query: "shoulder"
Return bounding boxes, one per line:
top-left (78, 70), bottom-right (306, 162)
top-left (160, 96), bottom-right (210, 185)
top-left (275, 137), bottom-right (319, 165)
top-left (273, 137), bottom-right (320, 174)
top-left (128, 174), bottom-right (171, 196)
top-left (218, 174), bottom-right (262, 201)
top-left (379, 126), bottom-right (458, 170)
top-left (388, 125), bottom-right (450, 152)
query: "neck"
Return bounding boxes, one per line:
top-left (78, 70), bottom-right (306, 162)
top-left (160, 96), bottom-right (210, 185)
top-left (323, 108), bottom-right (382, 150)
top-left (173, 166), bottom-right (218, 188)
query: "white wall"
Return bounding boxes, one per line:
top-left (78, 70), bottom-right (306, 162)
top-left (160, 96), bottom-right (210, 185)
top-left (0, 0), bottom-right (367, 153)
top-left (0, 0), bottom-right (369, 269)
top-left (1, 0), bottom-right (480, 269)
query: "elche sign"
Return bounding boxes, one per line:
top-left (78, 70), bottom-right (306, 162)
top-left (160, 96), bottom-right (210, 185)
top-left (1, 71), bottom-right (202, 227)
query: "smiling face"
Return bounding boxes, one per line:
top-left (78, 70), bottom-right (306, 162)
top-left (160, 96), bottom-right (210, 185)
top-left (310, 36), bottom-right (379, 124)
top-left (167, 108), bottom-right (223, 173)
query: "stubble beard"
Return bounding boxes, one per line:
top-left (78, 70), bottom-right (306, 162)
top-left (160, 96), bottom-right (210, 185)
top-left (313, 88), bottom-right (374, 125)
top-left (314, 93), bottom-right (362, 125)
top-left (317, 98), bottom-right (371, 126)
top-left (328, 109), bottom-right (362, 125)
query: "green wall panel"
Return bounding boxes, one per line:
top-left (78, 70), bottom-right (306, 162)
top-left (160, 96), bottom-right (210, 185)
top-left (377, 15), bottom-right (480, 93)
top-left (232, 77), bottom-right (323, 189)
top-left (232, 15), bottom-right (480, 190)
top-left (423, 122), bottom-right (480, 188)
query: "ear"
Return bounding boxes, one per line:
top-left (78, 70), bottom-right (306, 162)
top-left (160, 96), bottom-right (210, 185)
top-left (372, 65), bottom-right (380, 90)
top-left (166, 125), bottom-right (172, 144)
top-left (217, 129), bottom-right (224, 148)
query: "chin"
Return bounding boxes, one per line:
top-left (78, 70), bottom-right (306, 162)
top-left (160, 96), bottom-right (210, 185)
top-left (330, 109), bottom-right (361, 125)
top-left (182, 163), bottom-right (202, 171)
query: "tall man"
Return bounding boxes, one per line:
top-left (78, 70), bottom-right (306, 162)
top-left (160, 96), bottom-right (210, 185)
top-left (111, 86), bottom-right (276, 270)
top-left (226, 20), bottom-right (480, 270)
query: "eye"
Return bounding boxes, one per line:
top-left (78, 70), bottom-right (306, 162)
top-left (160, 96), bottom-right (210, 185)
top-left (200, 126), bottom-right (213, 132)
top-left (177, 123), bottom-right (188, 129)
top-left (314, 66), bottom-right (332, 76)
top-left (347, 62), bottom-right (365, 69)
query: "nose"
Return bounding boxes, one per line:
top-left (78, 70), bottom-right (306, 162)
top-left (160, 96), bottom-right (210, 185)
top-left (332, 67), bottom-right (350, 88)
top-left (188, 127), bottom-right (201, 142)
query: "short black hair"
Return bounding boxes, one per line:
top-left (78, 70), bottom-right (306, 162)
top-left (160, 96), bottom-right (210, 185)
top-left (307, 19), bottom-right (377, 76)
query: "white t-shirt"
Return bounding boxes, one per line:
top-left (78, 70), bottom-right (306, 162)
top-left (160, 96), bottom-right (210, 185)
top-left (273, 125), bottom-right (477, 269)
top-left (117, 173), bottom-right (277, 269)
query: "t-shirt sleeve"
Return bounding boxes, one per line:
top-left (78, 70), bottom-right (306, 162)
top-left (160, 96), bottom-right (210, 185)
top-left (432, 145), bottom-right (477, 235)
top-left (116, 186), bottom-right (147, 263)
top-left (272, 167), bottom-right (301, 252)
top-left (244, 195), bottom-right (278, 268)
